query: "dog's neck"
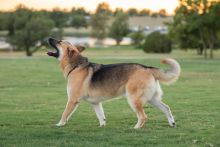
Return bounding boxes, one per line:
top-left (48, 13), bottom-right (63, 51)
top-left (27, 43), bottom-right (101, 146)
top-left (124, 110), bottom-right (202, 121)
top-left (63, 56), bottom-right (89, 79)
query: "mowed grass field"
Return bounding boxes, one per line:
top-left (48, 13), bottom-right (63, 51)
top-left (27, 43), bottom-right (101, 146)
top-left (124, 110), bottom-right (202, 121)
top-left (0, 48), bottom-right (220, 147)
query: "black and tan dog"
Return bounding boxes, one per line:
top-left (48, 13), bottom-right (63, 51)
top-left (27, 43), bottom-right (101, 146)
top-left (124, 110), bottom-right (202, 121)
top-left (47, 38), bottom-right (181, 129)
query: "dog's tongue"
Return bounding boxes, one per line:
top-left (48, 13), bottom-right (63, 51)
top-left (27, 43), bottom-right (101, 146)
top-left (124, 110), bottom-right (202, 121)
top-left (47, 51), bottom-right (56, 56)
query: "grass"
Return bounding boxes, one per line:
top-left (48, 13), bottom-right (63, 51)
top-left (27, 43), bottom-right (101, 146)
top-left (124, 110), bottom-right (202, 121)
top-left (0, 48), bottom-right (220, 147)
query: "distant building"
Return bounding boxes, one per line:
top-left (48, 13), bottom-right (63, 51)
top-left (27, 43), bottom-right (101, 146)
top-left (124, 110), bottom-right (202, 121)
top-left (129, 16), bottom-right (172, 34)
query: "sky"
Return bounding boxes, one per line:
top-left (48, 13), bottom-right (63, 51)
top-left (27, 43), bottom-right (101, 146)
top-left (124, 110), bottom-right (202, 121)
top-left (0, 0), bottom-right (179, 14)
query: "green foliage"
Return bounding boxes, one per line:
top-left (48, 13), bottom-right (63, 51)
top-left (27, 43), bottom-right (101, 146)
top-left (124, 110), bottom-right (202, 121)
top-left (109, 13), bottom-right (130, 45)
top-left (9, 17), bottom-right (54, 56)
top-left (95, 2), bottom-right (112, 16)
top-left (0, 12), bottom-right (7, 30)
top-left (143, 32), bottom-right (172, 53)
top-left (113, 8), bottom-right (124, 16)
top-left (127, 8), bottom-right (138, 16)
top-left (71, 7), bottom-right (89, 16)
top-left (169, 0), bottom-right (220, 58)
top-left (90, 11), bottom-right (109, 40)
top-left (1, 5), bottom-right (54, 56)
top-left (70, 14), bottom-right (88, 29)
top-left (151, 12), bottom-right (159, 18)
top-left (129, 29), bottom-right (145, 46)
top-left (49, 8), bottom-right (68, 28)
top-left (49, 8), bottom-right (68, 39)
top-left (158, 9), bottom-right (167, 17)
top-left (139, 9), bottom-right (151, 16)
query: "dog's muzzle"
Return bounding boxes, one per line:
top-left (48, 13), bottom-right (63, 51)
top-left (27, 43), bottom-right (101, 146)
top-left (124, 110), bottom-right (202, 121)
top-left (47, 38), bottom-right (60, 58)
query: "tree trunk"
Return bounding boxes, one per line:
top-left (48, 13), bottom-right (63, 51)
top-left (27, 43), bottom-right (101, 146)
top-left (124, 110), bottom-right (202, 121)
top-left (204, 48), bottom-right (207, 59)
top-left (208, 29), bottom-right (215, 59)
top-left (116, 40), bottom-right (121, 46)
top-left (197, 47), bottom-right (203, 55)
top-left (197, 42), bottom-right (203, 55)
top-left (25, 47), bottom-right (32, 56)
top-left (58, 28), bottom-right (63, 40)
top-left (210, 48), bottom-right (213, 59)
top-left (198, 28), bottom-right (207, 59)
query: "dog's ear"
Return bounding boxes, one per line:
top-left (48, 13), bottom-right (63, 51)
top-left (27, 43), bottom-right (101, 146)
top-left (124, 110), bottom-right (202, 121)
top-left (75, 45), bottom-right (85, 52)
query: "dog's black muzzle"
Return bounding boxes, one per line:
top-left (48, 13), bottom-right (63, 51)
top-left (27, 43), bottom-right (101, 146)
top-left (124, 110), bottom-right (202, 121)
top-left (47, 38), bottom-right (60, 58)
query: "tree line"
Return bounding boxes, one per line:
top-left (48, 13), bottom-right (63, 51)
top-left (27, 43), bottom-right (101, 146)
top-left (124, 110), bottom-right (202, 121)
top-left (168, 0), bottom-right (220, 59)
top-left (0, 0), bottom-right (220, 58)
top-left (0, 2), bottom-right (169, 56)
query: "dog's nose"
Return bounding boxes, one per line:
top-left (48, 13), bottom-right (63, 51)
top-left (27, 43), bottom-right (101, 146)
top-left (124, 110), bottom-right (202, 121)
top-left (48, 38), bottom-right (56, 44)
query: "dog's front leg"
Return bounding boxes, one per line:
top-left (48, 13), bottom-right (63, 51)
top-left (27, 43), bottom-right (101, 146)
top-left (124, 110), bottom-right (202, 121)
top-left (56, 99), bottom-right (79, 127)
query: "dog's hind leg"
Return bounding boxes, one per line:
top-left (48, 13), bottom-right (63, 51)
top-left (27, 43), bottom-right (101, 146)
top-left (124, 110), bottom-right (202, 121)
top-left (92, 103), bottom-right (106, 127)
top-left (126, 96), bottom-right (147, 129)
top-left (126, 83), bottom-right (147, 129)
top-left (149, 98), bottom-right (176, 127)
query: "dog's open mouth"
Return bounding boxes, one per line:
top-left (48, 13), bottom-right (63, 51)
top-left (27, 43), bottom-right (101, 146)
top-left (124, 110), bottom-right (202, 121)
top-left (47, 38), bottom-right (59, 58)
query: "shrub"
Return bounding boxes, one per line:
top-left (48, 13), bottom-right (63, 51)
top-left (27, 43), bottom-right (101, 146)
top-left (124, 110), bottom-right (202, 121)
top-left (129, 30), bottom-right (145, 46)
top-left (143, 32), bottom-right (172, 53)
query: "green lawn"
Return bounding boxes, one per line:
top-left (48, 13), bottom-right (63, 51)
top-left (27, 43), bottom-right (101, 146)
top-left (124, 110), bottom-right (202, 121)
top-left (0, 48), bottom-right (220, 147)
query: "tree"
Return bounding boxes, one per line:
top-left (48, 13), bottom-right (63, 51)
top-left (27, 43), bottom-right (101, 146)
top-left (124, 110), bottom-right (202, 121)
top-left (139, 9), bottom-right (151, 16)
top-left (158, 9), bottom-right (167, 17)
top-left (143, 32), bottom-right (172, 53)
top-left (109, 13), bottom-right (130, 45)
top-left (90, 3), bottom-right (110, 43)
top-left (70, 14), bottom-right (88, 29)
top-left (113, 8), bottom-right (124, 16)
top-left (169, 0), bottom-right (220, 59)
top-left (151, 12), bottom-right (159, 18)
top-left (71, 7), bottom-right (89, 16)
top-left (129, 29), bottom-right (145, 46)
top-left (1, 5), bottom-right (54, 56)
top-left (9, 17), bottom-right (54, 56)
top-left (49, 8), bottom-right (68, 39)
top-left (96, 2), bottom-right (112, 16)
top-left (127, 8), bottom-right (138, 16)
top-left (0, 12), bottom-right (7, 30)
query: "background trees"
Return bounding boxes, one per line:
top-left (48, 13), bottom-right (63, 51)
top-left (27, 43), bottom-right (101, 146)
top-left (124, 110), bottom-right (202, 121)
top-left (143, 32), bottom-right (172, 53)
top-left (169, 0), bottom-right (220, 59)
top-left (70, 7), bottom-right (89, 30)
top-left (0, 5), bottom-right (54, 56)
top-left (49, 8), bottom-right (68, 39)
top-left (70, 15), bottom-right (88, 29)
top-left (0, 1), bottom-right (219, 57)
top-left (109, 13), bottom-right (130, 45)
top-left (129, 29), bottom-right (145, 47)
top-left (90, 3), bottom-right (110, 43)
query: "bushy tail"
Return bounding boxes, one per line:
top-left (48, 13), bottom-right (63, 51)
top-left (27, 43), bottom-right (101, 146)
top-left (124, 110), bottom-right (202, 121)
top-left (152, 58), bottom-right (181, 85)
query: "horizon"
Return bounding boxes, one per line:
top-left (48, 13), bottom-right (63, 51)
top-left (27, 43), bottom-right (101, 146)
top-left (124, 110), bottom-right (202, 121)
top-left (0, 0), bottom-right (179, 14)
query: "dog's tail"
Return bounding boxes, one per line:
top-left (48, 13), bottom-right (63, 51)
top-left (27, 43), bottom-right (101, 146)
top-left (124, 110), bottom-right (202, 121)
top-left (152, 58), bottom-right (181, 85)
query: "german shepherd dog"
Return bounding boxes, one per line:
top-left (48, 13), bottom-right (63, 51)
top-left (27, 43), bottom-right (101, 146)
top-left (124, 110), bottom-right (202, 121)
top-left (47, 38), bottom-right (181, 129)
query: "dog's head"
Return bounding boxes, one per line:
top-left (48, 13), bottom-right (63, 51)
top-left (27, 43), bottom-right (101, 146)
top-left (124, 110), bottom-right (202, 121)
top-left (47, 38), bottom-right (86, 69)
top-left (47, 38), bottom-right (85, 62)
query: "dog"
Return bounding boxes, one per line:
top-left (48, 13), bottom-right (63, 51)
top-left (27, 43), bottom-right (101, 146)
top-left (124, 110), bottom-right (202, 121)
top-left (47, 38), bottom-right (181, 129)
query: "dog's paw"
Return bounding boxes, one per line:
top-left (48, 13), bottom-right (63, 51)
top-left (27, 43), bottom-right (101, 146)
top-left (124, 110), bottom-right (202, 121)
top-left (100, 124), bottom-right (105, 127)
top-left (56, 121), bottom-right (66, 127)
top-left (171, 122), bottom-right (176, 128)
top-left (100, 122), bottom-right (106, 127)
top-left (99, 120), bottom-right (106, 127)
top-left (168, 120), bottom-right (176, 128)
